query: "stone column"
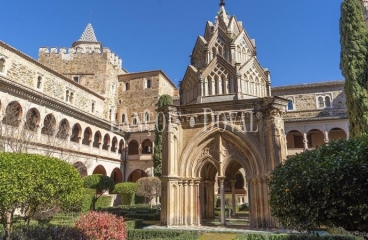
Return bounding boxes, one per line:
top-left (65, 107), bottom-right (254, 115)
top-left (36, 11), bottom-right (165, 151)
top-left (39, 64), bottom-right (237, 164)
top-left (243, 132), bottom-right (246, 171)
top-left (303, 132), bottom-right (308, 151)
top-left (324, 130), bottom-right (329, 143)
top-left (230, 180), bottom-right (237, 218)
top-left (218, 177), bottom-right (226, 226)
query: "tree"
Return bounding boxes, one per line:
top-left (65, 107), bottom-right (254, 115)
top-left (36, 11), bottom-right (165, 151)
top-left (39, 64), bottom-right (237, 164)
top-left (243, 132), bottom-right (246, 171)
top-left (153, 94), bottom-right (173, 176)
top-left (340, 0), bottom-right (368, 137)
top-left (0, 152), bottom-right (84, 240)
top-left (113, 182), bottom-right (137, 206)
top-left (83, 174), bottom-right (115, 210)
top-left (135, 177), bottom-right (161, 208)
top-left (269, 136), bottom-right (368, 232)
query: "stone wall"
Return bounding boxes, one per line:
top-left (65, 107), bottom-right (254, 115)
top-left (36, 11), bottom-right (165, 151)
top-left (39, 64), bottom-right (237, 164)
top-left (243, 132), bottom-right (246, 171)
top-left (272, 81), bottom-right (347, 120)
top-left (117, 71), bottom-right (178, 127)
top-left (38, 47), bottom-right (122, 120)
top-left (0, 42), bottom-right (105, 118)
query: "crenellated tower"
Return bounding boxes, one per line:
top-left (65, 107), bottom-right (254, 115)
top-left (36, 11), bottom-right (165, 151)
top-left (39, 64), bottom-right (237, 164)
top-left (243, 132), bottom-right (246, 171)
top-left (38, 23), bottom-right (125, 121)
top-left (180, 1), bottom-right (271, 105)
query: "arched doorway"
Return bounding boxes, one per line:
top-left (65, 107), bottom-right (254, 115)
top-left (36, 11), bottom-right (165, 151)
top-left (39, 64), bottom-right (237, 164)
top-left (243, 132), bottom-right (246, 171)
top-left (127, 169), bottom-right (147, 182)
top-left (161, 123), bottom-right (278, 228)
top-left (110, 168), bottom-right (123, 184)
top-left (93, 165), bottom-right (107, 176)
top-left (307, 129), bottom-right (325, 149)
top-left (328, 128), bottom-right (347, 141)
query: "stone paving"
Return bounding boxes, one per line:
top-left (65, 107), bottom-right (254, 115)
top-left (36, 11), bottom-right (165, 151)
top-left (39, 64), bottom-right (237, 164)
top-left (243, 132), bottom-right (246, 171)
top-left (144, 218), bottom-right (296, 234)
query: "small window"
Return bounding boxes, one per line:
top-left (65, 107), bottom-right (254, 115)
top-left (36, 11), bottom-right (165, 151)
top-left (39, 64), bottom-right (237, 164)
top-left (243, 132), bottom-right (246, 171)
top-left (126, 83), bottom-right (130, 91)
top-left (70, 92), bottom-right (74, 104)
top-left (65, 90), bottom-right (70, 102)
top-left (325, 96), bottom-right (331, 107)
top-left (115, 113), bottom-right (118, 121)
top-left (92, 102), bottom-right (95, 113)
top-left (122, 114), bottom-right (125, 123)
top-left (109, 109), bottom-right (112, 120)
top-left (144, 112), bottom-right (150, 122)
top-left (73, 76), bottom-right (79, 83)
top-left (318, 97), bottom-right (324, 108)
top-left (132, 118), bottom-right (137, 126)
top-left (146, 79), bottom-right (151, 89)
top-left (0, 58), bottom-right (5, 73)
top-left (287, 100), bottom-right (293, 110)
top-left (37, 76), bottom-right (42, 89)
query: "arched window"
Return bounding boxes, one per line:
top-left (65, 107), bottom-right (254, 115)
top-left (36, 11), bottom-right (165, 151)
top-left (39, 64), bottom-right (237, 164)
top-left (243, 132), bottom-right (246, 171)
top-left (142, 139), bottom-right (153, 154)
top-left (37, 76), bottom-right (42, 89)
top-left (41, 114), bottom-right (56, 136)
top-left (132, 118), bottom-right (137, 126)
top-left (70, 92), bottom-right (74, 104)
top-left (325, 96), bottom-right (331, 107)
top-left (122, 114), bottom-right (126, 123)
top-left (93, 131), bottom-right (101, 148)
top-left (227, 78), bottom-right (232, 94)
top-left (0, 58), bottom-right (5, 73)
top-left (318, 97), bottom-right (324, 108)
top-left (65, 90), bottom-right (70, 102)
top-left (287, 99), bottom-right (294, 110)
top-left (82, 127), bottom-right (92, 146)
top-left (126, 82), bottom-right (130, 91)
top-left (70, 124), bottom-right (81, 143)
top-left (128, 141), bottom-right (139, 155)
top-left (146, 79), bottom-right (151, 89)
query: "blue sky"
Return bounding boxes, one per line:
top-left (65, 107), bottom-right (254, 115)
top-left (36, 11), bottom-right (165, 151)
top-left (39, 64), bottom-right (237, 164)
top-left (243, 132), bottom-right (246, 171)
top-left (0, 0), bottom-right (344, 87)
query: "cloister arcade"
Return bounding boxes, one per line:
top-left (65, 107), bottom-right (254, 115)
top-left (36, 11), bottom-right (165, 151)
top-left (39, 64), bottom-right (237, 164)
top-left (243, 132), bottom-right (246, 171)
top-left (0, 98), bottom-right (126, 178)
top-left (285, 124), bottom-right (349, 156)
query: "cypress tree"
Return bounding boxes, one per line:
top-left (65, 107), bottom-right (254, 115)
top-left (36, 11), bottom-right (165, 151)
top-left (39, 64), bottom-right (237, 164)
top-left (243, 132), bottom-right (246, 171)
top-left (340, 0), bottom-right (368, 136)
top-left (153, 94), bottom-right (173, 177)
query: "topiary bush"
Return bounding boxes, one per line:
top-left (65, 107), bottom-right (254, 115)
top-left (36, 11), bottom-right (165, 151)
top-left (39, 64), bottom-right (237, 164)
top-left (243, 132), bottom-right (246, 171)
top-left (114, 182), bottom-right (137, 206)
top-left (75, 211), bottom-right (127, 240)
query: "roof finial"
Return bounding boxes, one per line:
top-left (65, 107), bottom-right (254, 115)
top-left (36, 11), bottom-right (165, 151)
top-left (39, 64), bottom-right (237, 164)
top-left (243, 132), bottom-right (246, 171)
top-left (219, 0), bottom-right (225, 7)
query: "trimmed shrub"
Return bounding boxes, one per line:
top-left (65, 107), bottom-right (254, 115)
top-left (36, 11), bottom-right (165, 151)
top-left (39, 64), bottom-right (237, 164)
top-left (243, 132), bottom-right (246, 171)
top-left (0, 225), bottom-right (89, 240)
top-left (127, 229), bottom-right (196, 240)
top-left (75, 211), bottom-right (127, 240)
top-left (235, 234), bottom-right (361, 240)
top-left (125, 219), bottom-right (143, 230)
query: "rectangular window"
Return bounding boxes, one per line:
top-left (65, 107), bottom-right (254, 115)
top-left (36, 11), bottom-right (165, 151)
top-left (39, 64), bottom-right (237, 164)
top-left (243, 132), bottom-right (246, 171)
top-left (73, 76), bottom-right (79, 83)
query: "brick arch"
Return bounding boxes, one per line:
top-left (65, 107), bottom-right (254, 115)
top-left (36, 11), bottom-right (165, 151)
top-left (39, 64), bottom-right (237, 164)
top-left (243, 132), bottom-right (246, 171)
top-left (93, 131), bottom-right (102, 148)
top-left (70, 123), bottom-right (82, 143)
top-left (111, 136), bottom-right (118, 152)
top-left (110, 168), bottom-right (123, 183)
top-left (41, 113), bottom-right (57, 136)
top-left (56, 118), bottom-right (70, 139)
top-left (24, 108), bottom-right (40, 131)
top-left (127, 169), bottom-right (147, 182)
top-left (102, 133), bottom-right (110, 150)
top-left (82, 127), bottom-right (92, 145)
top-left (73, 161), bottom-right (87, 177)
top-left (128, 140), bottom-right (139, 155)
top-left (141, 139), bottom-right (152, 154)
top-left (93, 165), bottom-right (107, 176)
top-left (3, 101), bottom-right (23, 127)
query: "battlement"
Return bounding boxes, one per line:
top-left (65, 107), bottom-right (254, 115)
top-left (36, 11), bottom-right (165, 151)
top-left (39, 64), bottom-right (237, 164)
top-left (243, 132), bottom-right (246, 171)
top-left (38, 46), bottom-right (122, 68)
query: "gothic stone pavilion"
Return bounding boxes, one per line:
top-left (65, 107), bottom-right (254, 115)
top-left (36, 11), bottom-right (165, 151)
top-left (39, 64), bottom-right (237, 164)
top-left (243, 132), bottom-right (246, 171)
top-left (160, 2), bottom-right (288, 228)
